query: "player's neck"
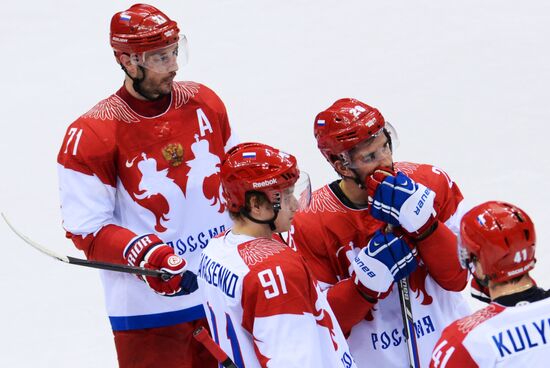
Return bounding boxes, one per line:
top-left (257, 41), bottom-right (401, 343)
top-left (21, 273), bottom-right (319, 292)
top-left (489, 274), bottom-right (534, 300)
top-left (232, 220), bottom-right (273, 239)
top-left (117, 81), bottom-right (171, 117)
top-left (339, 179), bottom-right (369, 206)
top-left (124, 78), bottom-right (147, 101)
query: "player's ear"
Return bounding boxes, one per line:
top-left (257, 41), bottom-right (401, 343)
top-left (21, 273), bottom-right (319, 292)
top-left (474, 259), bottom-right (485, 278)
top-left (247, 194), bottom-right (262, 213)
top-left (334, 160), bottom-right (352, 178)
top-left (117, 54), bottom-right (139, 78)
top-left (247, 193), bottom-right (270, 215)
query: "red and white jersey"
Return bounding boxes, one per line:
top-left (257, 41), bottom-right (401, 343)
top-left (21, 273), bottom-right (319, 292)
top-left (198, 231), bottom-right (356, 368)
top-left (57, 81), bottom-right (238, 330)
top-left (430, 297), bottom-right (550, 367)
top-left (290, 162), bottom-right (471, 367)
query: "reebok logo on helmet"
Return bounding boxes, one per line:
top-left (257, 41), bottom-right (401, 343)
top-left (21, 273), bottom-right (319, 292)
top-left (253, 178), bottom-right (278, 188)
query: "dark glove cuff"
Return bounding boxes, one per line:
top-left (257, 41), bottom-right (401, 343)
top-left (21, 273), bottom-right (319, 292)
top-left (355, 284), bottom-right (379, 303)
top-left (413, 219), bottom-right (439, 241)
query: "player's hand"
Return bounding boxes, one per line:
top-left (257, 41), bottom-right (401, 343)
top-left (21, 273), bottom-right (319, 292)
top-left (124, 234), bottom-right (188, 296)
top-left (367, 168), bottom-right (437, 236)
top-left (351, 230), bottom-right (418, 300)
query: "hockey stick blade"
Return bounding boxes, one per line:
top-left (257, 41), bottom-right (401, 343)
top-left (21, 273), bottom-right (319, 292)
top-left (1, 213), bottom-right (170, 280)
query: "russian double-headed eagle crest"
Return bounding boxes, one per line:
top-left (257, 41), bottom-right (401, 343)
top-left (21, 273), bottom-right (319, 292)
top-left (162, 143), bottom-right (184, 166)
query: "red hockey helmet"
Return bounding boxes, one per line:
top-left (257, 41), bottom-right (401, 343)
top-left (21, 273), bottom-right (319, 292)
top-left (314, 98), bottom-right (397, 167)
top-left (221, 142), bottom-right (308, 213)
top-left (460, 201), bottom-right (536, 283)
top-left (110, 4), bottom-right (180, 57)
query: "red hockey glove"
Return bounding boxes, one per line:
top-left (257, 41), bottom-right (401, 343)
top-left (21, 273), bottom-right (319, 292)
top-left (365, 166), bottom-right (396, 196)
top-left (123, 234), bottom-right (187, 296)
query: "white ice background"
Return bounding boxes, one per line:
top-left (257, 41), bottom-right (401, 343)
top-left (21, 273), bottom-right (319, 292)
top-left (1, 1), bottom-right (549, 366)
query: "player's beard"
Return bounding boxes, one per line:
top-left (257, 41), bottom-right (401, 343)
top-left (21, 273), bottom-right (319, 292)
top-left (133, 69), bottom-right (176, 101)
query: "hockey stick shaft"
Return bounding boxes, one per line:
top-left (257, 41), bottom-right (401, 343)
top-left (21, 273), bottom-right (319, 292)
top-left (64, 255), bottom-right (169, 278)
top-left (2, 213), bottom-right (171, 280)
top-left (385, 223), bottom-right (420, 368)
top-left (398, 277), bottom-right (421, 368)
top-left (194, 326), bottom-right (238, 368)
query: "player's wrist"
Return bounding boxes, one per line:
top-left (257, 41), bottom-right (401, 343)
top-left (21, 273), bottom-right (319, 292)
top-left (409, 218), bottom-right (438, 240)
top-left (354, 282), bottom-right (384, 303)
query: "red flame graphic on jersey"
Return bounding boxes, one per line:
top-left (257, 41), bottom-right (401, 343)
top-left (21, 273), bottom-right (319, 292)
top-left (409, 265), bottom-right (434, 305)
top-left (134, 192), bottom-right (170, 233)
top-left (364, 266), bottom-right (433, 323)
top-left (313, 307), bottom-right (339, 350)
top-left (202, 174), bottom-right (225, 213)
top-left (131, 154), bottom-right (172, 233)
top-left (187, 135), bottom-right (225, 213)
top-left (312, 284), bottom-right (339, 350)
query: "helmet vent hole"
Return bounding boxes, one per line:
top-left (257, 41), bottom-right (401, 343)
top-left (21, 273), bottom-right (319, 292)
top-left (513, 211), bottom-right (525, 222)
top-left (336, 132), bottom-right (359, 142)
top-left (504, 237), bottom-right (510, 246)
top-left (524, 229), bottom-right (530, 240)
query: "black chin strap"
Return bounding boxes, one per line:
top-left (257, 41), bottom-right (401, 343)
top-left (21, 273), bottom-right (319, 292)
top-left (470, 261), bottom-right (490, 289)
top-left (240, 207), bottom-right (280, 231)
top-left (473, 274), bottom-right (490, 288)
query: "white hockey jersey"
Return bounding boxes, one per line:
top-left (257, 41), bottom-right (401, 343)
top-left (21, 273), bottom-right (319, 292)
top-left (57, 82), bottom-right (237, 330)
top-left (198, 231), bottom-right (356, 368)
top-left (430, 296), bottom-right (550, 367)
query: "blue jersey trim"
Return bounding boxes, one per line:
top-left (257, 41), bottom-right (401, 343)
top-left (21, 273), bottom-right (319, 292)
top-left (109, 305), bottom-right (206, 331)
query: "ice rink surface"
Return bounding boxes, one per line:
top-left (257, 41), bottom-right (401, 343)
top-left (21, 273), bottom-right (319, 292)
top-left (1, 1), bottom-right (549, 366)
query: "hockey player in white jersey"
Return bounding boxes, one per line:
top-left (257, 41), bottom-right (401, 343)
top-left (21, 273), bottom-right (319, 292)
top-left (430, 201), bottom-right (550, 367)
top-left (57, 4), bottom-right (238, 366)
top-left (197, 142), bottom-right (357, 368)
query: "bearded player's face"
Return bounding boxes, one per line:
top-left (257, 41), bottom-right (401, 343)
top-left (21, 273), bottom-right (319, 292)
top-left (134, 67), bottom-right (177, 100)
top-left (348, 134), bottom-right (393, 182)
